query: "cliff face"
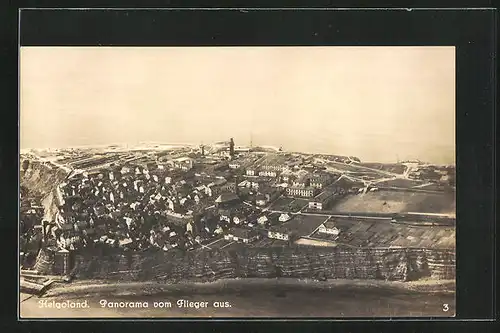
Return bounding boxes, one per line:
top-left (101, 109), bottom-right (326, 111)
top-left (70, 247), bottom-right (455, 282)
top-left (21, 158), bottom-right (455, 283)
top-left (20, 159), bottom-right (69, 222)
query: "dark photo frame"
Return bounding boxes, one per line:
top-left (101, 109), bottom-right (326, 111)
top-left (1, 5), bottom-right (496, 333)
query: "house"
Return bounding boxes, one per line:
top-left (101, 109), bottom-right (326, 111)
top-left (280, 172), bottom-right (295, 183)
top-left (220, 182), bottom-right (237, 193)
top-left (228, 162), bottom-right (241, 169)
top-left (246, 168), bottom-right (258, 176)
top-left (172, 157), bottom-right (194, 171)
top-left (165, 211), bottom-right (193, 226)
top-left (310, 173), bottom-right (333, 189)
top-left (267, 228), bottom-right (290, 241)
top-left (238, 180), bottom-right (250, 187)
top-left (232, 215), bottom-right (247, 225)
top-left (258, 170), bottom-right (278, 177)
top-left (278, 213), bottom-right (291, 222)
top-left (202, 214), bottom-right (220, 235)
top-left (292, 175), bottom-right (310, 188)
top-left (218, 209), bottom-right (232, 222)
top-left (120, 166), bottom-right (131, 174)
top-left (248, 181), bottom-right (261, 190)
top-left (234, 147), bottom-right (251, 153)
top-left (286, 186), bottom-right (317, 198)
top-left (308, 191), bottom-right (334, 210)
top-left (260, 158), bottom-right (287, 172)
top-left (224, 227), bottom-right (259, 243)
top-left (268, 215), bottom-right (324, 241)
top-left (257, 215), bottom-right (269, 225)
top-left (255, 194), bottom-right (268, 207)
top-left (318, 220), bottom-right (341, 236)
top-left (119, 238), bottom-right (133, 246)
top-left (215, 192), bottom-right (240, 206)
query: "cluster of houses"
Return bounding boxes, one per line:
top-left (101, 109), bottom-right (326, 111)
top-left (45, 147), bottom-right (363, 253)
top-left (48, 153), bottom-right (295, 252)
top-left (408, 165), bottom-right (456, 186)
top-left (51, 159), bottom-right (238, 251)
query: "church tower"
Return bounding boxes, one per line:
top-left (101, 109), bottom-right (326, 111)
top-left (229, 138), bottom-right (235, 158)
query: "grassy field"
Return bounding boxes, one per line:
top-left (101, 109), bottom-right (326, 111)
top-left (359, 163), bottom-right (407, 174)
top-left (290, 198), bottom-right (310, 212)
top-left (310, 219), bottom-right (455, 249)
top-left (268, 197), bottom-right (295, 211)
top-left (375, 178), bottom-right (425, 188)
top-left (331, 191), bottom-right (456, 215)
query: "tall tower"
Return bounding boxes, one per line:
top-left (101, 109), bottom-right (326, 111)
top-left (229, 138), bottom-right (235, 157)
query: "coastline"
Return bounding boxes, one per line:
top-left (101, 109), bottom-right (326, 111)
top-left (42, 277), bottom-right (456, 299)
top-left (20, 278), bottom-right (456, 318)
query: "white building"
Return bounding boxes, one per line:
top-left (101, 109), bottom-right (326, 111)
top-left (246, 168), bottom-right (258, 176)
top-left (318, 221), bottom-right (341, 236)
top-left (267, 230), bottom-right (289, 241)
top-left (258, 170), bottom-right (278, 177)
top-left (278, 213), bottom-right (291, 222)
top-left (173, 157), bottom-right (194, 170)
top-left (286, 186), bottom-right (317, 198)
top-left (308, 191), bottom-right (333, 210)
top-left (257, 215), bottom-right (269, 225)
top-left (224, 227), bottom-right (259, 243)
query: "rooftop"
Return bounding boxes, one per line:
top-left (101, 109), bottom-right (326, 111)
top-left (173, 157), bottom-right (193, 162)
top-left (270, 215), bottom-right (328, 236)
top-left (287, 186), bottom-right (316, 191)
top-left (215, 192), bottom-right (240, 203)
top-left (228, 227), bottom-right (257, 239)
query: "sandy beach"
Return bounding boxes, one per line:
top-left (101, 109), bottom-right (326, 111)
top-left (20, 278), bottom-right (456, 318)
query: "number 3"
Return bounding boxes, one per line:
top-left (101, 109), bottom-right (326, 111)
top-left (443, 304), bottom-right (449, 312)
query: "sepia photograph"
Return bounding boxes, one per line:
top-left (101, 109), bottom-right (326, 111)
top-left (19, 46), bottom-right (456, 318)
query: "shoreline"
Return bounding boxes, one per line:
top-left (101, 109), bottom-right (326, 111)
top-left (21, 278), bottom-right (456, 318)
top-left (42, 278), bottom-right (456, 299)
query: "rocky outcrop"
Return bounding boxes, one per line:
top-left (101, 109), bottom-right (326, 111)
top-left (20, 159), bottom-right (69, 222)
top-left (33, 249), bottom-right (55, 275)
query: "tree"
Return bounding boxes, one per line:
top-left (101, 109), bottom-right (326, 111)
top-left (287, 231), bottom-right (299, 247)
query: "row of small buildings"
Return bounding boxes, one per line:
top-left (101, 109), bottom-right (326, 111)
top-left (222, 214), bottom-right (342, 244)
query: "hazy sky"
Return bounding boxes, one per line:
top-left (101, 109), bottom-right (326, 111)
top-left (20, 46), bottom-right (455, 164)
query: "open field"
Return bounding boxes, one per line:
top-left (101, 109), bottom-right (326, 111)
top-left (270, 197), bottom-right (310, 212)
top-left (359, 163), bottom-right (407, 174)
top-left (326, 162), bottom-right (369, 173)
top-left (311, 217), bottom-right (455, 249)
top-left (290, 198), bottom-right (310, 212)
top-left (331, 191), bottom-right (455, 215)
top-left (250, 237), bottom-right (289, 248)
top-left (268, 197), bottom-right (295, 211)
top-left (295, 238), bottom-right (337, 247)
top-left (349, 172), bottom-right (387, 179)
top-left (375, 178), bottom-right (425, 188)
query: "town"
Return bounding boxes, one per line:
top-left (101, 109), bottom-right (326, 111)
top-left (20, 137), bottom-right (456, 280)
